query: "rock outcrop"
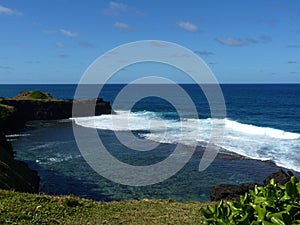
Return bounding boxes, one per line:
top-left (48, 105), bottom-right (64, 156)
top-left (210, 183), bottom-right (257, 201)
top-left (210, 169), bottom-right (295, 201)
top-left (0, 90), bottom-right (113, 193)
top-left (263, 169), bottom-right (294, 185)
top-left (0, 133), bottom-right (39, 193)
top-left (1, 98), bottom-right (112, 132)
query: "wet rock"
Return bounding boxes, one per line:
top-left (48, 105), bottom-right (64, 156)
top-left (210, 169), bottom-right (295, 201)
top-left (0, 133), bottom-right (39, 193)
top-left (210, 182), bottom-right (257, 201)
top-left (263, 169), bottom-right (294, 185)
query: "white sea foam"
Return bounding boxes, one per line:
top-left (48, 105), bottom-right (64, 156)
top-left (5, 133), bottom-right (31, 142)
top-left (225, 119), bottom-right (300, 140)
top-left (36, 154), bottom-right (81, 165)
top-left (73, 110), bottom-right (300, 172)
top-left (5, 134), bottom-right (31, 138)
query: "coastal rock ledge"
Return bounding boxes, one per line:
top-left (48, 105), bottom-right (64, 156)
top-left (0, 90), bottom-right (113, 193)
top-left (210, 169), bottom-right (295, 201)
top-left (0, 90), bottom-right (113, 132)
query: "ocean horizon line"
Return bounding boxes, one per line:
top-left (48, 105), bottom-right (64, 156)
top-left (1, 82), bottom-right (300, 85)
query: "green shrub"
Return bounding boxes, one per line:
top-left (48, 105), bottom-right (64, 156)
top-left (29, 91), bottom-right (48, 100)
top-left (201, 176), bottom-right (300, 224)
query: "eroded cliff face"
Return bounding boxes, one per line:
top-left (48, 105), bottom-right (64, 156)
top-left (0, 91), bottom-right (113, 193)
top-left (1, 98), bottom-right (112, 126)
top-left (0, 133), bottom-right (39, 193)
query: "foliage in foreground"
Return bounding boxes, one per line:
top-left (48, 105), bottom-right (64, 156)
top-left (0, 189), bottom-right (213, 225)
top-left (201, 176), bottom-right (300, 225)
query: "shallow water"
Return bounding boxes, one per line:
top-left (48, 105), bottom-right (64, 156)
top-left (4, 83), bottom-right (300, 201)
top-left (12, 120), bottom-right (294, 202)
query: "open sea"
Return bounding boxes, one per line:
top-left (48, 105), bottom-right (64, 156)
top-left (1, 84), bottom-right (299, 202)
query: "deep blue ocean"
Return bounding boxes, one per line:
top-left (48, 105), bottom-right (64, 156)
top-left (1, 84), bottom-right (299, 202)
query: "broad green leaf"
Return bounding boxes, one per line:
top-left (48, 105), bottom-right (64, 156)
top-left (271, 216), bottom-right (286, 225)
top-left (272, 178), bottom-right (277, 185)
top-left (255, 205), bottom-right (266, 221)
top-left (262, 221), bottom-right (275, 225)
top-left (202, 177), bottom-right (300, 225)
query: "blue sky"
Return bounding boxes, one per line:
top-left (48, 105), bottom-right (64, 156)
top-left (0, 0), bottom-right (300, 83)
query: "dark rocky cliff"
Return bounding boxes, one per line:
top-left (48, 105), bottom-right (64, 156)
top-left (0, 133), bottom-right (39, 193)
top-left (210, 169), bottom-right (295, 201)
top-left (0, 91), bottom-right (113, 193)
top-left (0, 98), bottom-right (112, 132)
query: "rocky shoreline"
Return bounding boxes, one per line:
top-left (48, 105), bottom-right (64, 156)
top-left (0, 133), bottom-right (39, 193)
top-left (0, 90), bottom-right (113, 193)
top-left (0, 92), bottom-right (112, 133)
top-left (210, 169), bottom-right (296, 201)
top-left (0, 90), bottom-right (296, 201)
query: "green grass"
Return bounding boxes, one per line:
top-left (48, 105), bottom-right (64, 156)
top-left (8, 90), bottom-right (60, 101)
top-left (0, 104), bottom-right (14, 121)
top-left (29, 90), bottom-right (49, 100)
top-left (0, 189), bottom-right (214, 224)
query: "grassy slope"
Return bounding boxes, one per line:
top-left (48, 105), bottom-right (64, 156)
top-left (0, 189), bottom-right (213, 224)
top-left (5, 90), bottom-right (61, 101)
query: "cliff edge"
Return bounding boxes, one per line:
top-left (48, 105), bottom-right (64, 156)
top-left (0, 90), bottom-right (112, 132)
top-left (0, 133), bottom-right (39, 193)
top-left (0, 90), bottom-right (113, 193)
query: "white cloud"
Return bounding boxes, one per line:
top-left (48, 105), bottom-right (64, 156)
top-left (109, 1), bottom-right (128, 11)
top-left (216, 38), bottom-right (246, 46)
top-left (59, 29), bottom-right (78, 37)
top-left (114, 22), bottom-right (132, 30)
top-left (195, 50), bottom-right (214, 56)
top-left (0, 65), bottom-right (13, 70)
top-left (104, 1), bottom-right (144, 17)
top-left (216, 35), bottom-right (272, 47)
top-left (43, 30), bottom-right (57, 34)
top-left (259, 35), bottom-right (272, 42)
top-left (177, 21), bottom-right (198, 32)
top-left (0, 4), bottom-right (22, 16)
top-left (104, 1), bottom-right (128, 16)
top-left (55, 42), bottom-right (65, 48)
top-left (246, 38), bottom-right (259, 44)
top-left (287, 45), bottom-right (300, 48)
top-left (79, 41), bottom-right (95, 48)
top-left (57, 54), bottom-right (69, 58)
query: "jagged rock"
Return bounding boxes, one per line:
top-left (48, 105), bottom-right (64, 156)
top-left (263, 169), bottom-right (294, 185)
top-left (1, 98), bottom-right (112, 122)
top-left (0, 94), bottom-right (112, 133)
top-left (210, 169), bottom-right (296, 201)
top-left (0, 133), bottom-right (39, 193)
top-left (0, 91), bottom-right (112, 193)
top-left (210, 182), bottom-right (257, 201)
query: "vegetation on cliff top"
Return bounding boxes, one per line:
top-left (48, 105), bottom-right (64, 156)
top-left (0, 104), bottom-right (14, 121)
top-left (0, 189), bottom-right (213, 224)
top-left (7, 90), bottom-right (58, 101)
top-left (28, 90), bottom-right (50, 100)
